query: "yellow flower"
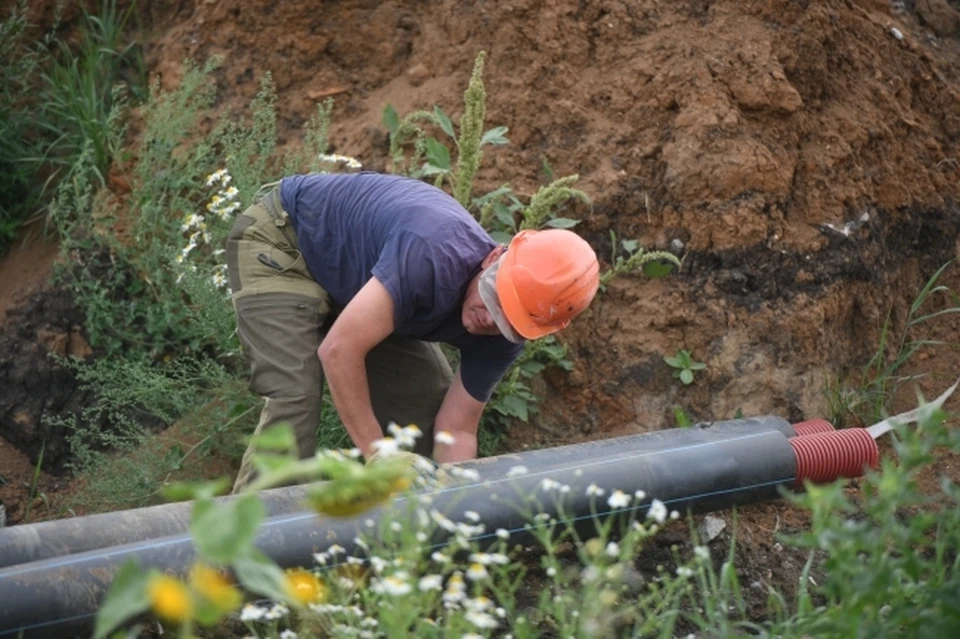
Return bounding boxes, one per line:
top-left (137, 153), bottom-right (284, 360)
top-left (285, 568), bottom-right (326, 605)
top-left (189, 563), bottom-right (242, 614)
top-left (147, 574), bottom-right (193, 624)
top-left (308, 491), bottom-right (393, 518)
top-left (306, 460), bottom-right (414, 518)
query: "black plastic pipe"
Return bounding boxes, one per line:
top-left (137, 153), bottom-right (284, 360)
top-left (0, 483), bottom-right (312, 570)
top-left (0, 424), bottom-right (798, 638)
top-left (0, 416), bottom-right (795, 570)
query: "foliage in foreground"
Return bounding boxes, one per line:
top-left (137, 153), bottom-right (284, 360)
top-left (781, 400), bottom-right (960, 637)
top-left (94, 398), bottom-right (960, 638)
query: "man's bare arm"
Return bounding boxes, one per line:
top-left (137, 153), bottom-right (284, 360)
top-left (432, 369), bottom-right (486, 463)
top-left (318, 277), bottom-right (395, 458)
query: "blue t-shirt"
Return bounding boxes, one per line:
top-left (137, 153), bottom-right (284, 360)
top-left (280, 172), bottom-right (525, 402)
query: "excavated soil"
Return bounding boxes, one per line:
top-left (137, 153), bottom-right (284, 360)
top-left (3, 0), bottom-right (960, 626)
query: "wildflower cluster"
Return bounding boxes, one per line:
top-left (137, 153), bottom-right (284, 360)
top-left (204, 168), bottom-right (242, 219)
top-left (175, 167), bottom-right (241, 288)
top-left (317, 153), bottom-right (363, 170)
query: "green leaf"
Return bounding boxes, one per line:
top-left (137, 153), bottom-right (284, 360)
top-left (252, 424), bottom-right (297, 453)
top-left (252, 452), bottom-right (297, 477)
top-left (434, 106), bottom-right (455, 140)
top-left (421, 164), bottom-right (449, 177)
top-left (161, 478), bottom-right (230, 503)
top-left (234, 550), bottom-right (293, 604)
top-left (472, 184), bottom-right (514, 209)
top-left (643, 261), bottom-right (675, 278)
top-left (621, 239), bottom-right (639, 253)
top-left (680, 369), bottom-right (694, 385)
top-left (93, 559), bottom-right (150, 639)
top-left (542, 344), bottom-right (567, 359)
top-left (664, 356), bottom-right (682, 368)
top-left (733, 407), bottom-right (745, 419)
top-left (480, 126), bottom-right (510, 146)
top-left (499, 394), bottom-right (530, 421)
top-left (191, 494), bottom-right (265, 564)
top-left (424, 137), bottom-right (451, 171)
top-left (383, 104), bottom-right (399, 135)
top-left (541, 155), bottom-right (554, 182)
top-left (689, 362), bottom-right (707, 371)
top-left (490, 230), bottom-right (514, 245)
top-left (519, 360), bottom-right (546, 375)
top-left (545, 217), bottom-right (580, 229)
top-left (493, 202), bottom-right (517, 231)
top-left (673, 406), bottom-right (693, 428)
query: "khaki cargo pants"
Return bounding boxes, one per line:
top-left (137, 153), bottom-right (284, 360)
top-left (226, 186), bottom-right (453, 492)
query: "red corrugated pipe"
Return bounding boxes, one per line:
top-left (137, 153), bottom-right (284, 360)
top-left (789, 428), bottom-right (879, 487)
top-left (791, 418), bottom-right (836, 437)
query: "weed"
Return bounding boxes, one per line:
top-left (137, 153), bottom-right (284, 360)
top-left (0, 0), bottom-right (144, 254)
top-left (217, 72), bottom-right (279, 205)
top-left (281, 98), bottom-right (336, 175)
top-left (775, 401), bottom-right (960, 637)
top-left (383, 51), bottom-right (509, 199)
top-left (61, 369), bottom-right (258, 514)
top-left (664, 349), bottom-right (706, 385)
top-left (38, 0), bottom-right (144, 184)
top-left (473, 177), bottom-right (586, 244)
top-left (673, 405), bottom-right (694, 428)
top-left (22, 440), bottom-right (45, 521)
top-left (600, 230), bottom-right (681, 292)
top-left (518, 174), bottom-right (590, 231)
top-left (452, 51), bottom-right (490, 206)
top-left (827, 261), bottom-right (960, 427)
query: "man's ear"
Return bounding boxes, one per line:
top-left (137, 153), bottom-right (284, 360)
top-left (481, 244), bottom-right (506, 269)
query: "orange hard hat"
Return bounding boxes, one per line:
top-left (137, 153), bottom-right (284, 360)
top-left (496, 229), bottom-right (600, 340)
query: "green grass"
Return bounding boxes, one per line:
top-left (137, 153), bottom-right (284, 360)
top-left (827, 261), bottom-right (960, 428)
top-left (63, 377), bottom-right (257, 514)
top-left (0, 0), bottom-right (144, 255)
top-left (21, 440), bottom-right (45, 521)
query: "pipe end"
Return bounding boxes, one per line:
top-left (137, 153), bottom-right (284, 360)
top-left (790, 428), bottom-right (879, 487)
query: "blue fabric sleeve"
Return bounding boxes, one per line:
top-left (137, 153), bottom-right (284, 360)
top-left (459, 339), bottom-right (525, 402)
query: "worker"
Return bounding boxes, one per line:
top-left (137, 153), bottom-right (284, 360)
top-left (226, 172), bottom-right (599, 491)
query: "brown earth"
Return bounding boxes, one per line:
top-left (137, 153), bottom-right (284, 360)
top-left (3, 0), bottom-right (960, 629)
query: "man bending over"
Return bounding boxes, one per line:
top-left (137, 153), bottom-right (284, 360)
top-left (226, 172), bottom-right (599, 491)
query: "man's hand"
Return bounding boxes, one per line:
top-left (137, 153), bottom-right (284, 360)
top-left (366, 448), bottom-right (442, 485)
top-left (432, 369), bottom-right (485, 463)
top-left (318, 277), bottom-right (395, 458)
